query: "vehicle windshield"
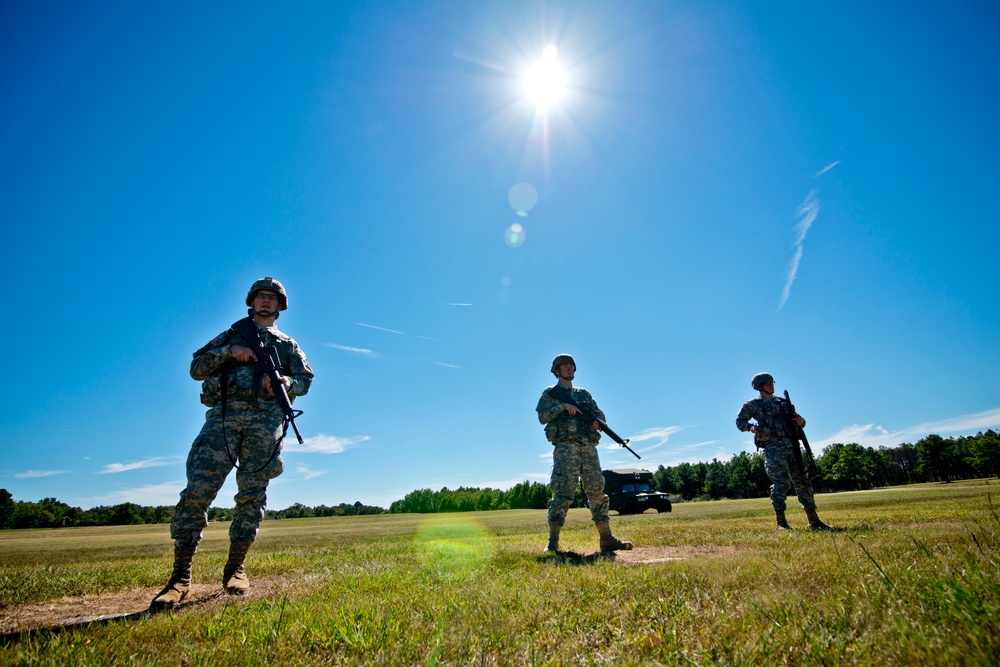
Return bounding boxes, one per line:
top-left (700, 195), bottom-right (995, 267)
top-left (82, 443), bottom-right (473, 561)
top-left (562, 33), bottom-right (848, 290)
top-left (636, 483), bottom-right (651, 492)
top-left (621, 484), bottom-right (635, 493)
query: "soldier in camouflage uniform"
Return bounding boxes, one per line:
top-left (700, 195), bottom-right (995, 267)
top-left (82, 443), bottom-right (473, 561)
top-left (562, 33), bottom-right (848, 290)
top-left (151, 277), bottom-right (314, 611)
top-left (736, 373), bottom-right (831, 530)
top-left (537, 354), bottom-right (632, 553)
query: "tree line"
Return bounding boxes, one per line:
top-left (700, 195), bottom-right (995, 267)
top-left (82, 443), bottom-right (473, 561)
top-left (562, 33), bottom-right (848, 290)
top-left (653, 430), bottom-right (1000, 500)
top-left (388, 480), bottom-right (553, 513)
top-left (0, 489), bottom-right (385, 530)
top-left (3, 430), bottom-right (997, 527)
top-left (388, 430), bottom-right (1000, 511)
top-left (265, 501), bottom-right (385, 519)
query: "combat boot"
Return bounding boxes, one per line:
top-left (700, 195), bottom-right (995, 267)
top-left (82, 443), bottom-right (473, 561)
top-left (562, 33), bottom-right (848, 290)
top-left (150, 542), bottom-right (197, 612)
top-left (775, 510), bottom-right (792, 530)
top-left (545, 522), bottom-right (561, 553)
top-left (805, 508), bottom-right (832, 531)
top-left (223, 540), bottom-right (252, 595)
top-left (596, 521), bottom-right (633, 552)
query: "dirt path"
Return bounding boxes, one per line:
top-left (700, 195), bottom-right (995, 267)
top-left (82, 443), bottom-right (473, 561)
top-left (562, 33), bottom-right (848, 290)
top-left (611, 544), bottom-right (736, 564)
top-left (0, 577), bottom-right (297, 638)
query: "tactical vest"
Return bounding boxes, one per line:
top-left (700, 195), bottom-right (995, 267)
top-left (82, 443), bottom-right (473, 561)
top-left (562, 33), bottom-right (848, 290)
top-left (198, 329), bottom-right (293, 407)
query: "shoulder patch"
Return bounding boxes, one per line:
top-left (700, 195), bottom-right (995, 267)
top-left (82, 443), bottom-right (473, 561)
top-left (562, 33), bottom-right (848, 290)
top-left (209, 336), bottom-right (224, 346)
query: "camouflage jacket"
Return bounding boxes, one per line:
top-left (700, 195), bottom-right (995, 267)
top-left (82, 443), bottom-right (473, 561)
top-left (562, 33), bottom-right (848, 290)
top-left (536, 385), bottom-right (605, 446)
top-left (736, 396), bottom-right (805, 448)
top-left (192, 324), bottom-right (314, 408)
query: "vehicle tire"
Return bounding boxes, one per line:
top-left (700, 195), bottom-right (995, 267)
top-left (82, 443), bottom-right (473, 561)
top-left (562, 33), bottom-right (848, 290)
top-left (626, 500), bottom-right (639, 515)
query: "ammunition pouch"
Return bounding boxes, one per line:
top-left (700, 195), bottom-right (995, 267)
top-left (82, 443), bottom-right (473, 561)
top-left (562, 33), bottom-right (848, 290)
top-left (200, 362), bottom-right (259, 407)
top-left (545, 415), bottom-right (599, 445)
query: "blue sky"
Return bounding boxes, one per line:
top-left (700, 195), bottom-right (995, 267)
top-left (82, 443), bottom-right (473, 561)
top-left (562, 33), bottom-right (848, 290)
top-left (2, 1), bottom-right (998, 511)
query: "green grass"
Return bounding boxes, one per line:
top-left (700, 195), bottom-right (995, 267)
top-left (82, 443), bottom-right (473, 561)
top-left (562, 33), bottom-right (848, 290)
top-left (2, 480), bottom-right (999, 665)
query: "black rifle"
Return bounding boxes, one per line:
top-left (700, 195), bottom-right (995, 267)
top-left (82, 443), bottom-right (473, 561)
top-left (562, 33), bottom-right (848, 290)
top-left (231, 317), bottom-right (304, 445)
top-left (783, 390), bottom-right (818, 481)
top-left (547, 385), bottom-right (640, 459)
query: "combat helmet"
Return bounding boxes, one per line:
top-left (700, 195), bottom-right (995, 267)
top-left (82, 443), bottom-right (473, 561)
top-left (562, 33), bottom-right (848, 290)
top-left (246, 277), bottom-right (288, 311)
top-left (751, 373), bottom-right (774, 390)
top-left (551, 353), bottom-right (576, 375)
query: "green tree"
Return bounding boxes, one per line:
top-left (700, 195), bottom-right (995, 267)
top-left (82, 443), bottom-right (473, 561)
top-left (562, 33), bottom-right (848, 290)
top-left (725, 452), bottom-right (758, 498)
top-left (652, 465), bottom-right (677, 494)
top-left (109, 503), bottom-right (145, 525)
top-left (704, 459), bottom-right (729, 499)
top-left (0, 489), bottom-right (14, 529)
top-left (968, 430), bottom-right (1000, 478)
top-left (916, 434), bottom-right (953, 482)
top-left (949, 436), bottom-right (977, 479)
top-left (674, 462), bottom-right (705, 500)
top-left (821, 443), bottom-right (877, 490)
top-left (875, 444), bottom-right (917, 486)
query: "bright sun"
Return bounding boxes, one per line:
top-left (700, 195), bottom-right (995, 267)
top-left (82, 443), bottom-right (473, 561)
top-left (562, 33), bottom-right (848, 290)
top-left (523, 44), bottom-right (566, 109)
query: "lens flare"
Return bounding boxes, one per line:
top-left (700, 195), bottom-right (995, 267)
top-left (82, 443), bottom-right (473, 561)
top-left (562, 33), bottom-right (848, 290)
top-left (498, 275), bottom-right (512, 305)
top-left (508, 182), bottom-right (538, 216)
top-left (415, 517), bottom-right (493, 581)
top-left (504, 223), bottom-right (526, 248)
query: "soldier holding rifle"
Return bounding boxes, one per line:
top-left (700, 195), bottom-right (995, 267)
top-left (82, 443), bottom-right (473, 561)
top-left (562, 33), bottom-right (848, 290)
top-left (736, 373), bottom-right (832, 530)
top-left (151, 277), bottom-right (314, 611)
top-left (536, 354), bottom-right (633, 553)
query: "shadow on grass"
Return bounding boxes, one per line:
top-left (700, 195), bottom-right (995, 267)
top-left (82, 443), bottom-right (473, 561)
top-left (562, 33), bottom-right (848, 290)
top-left (536, 550), bottom-right (617, 566)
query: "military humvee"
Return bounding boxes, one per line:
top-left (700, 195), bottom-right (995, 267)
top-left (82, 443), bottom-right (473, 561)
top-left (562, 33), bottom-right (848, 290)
top-left (603, 468), bottom-right (672, 515)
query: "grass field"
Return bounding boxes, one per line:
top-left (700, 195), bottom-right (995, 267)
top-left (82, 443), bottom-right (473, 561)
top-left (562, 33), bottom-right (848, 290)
top-left (1, 480), bottom-right (998, 665)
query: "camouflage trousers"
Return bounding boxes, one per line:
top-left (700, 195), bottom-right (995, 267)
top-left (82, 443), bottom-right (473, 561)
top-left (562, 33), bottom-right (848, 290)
top-left (764, 441), bottom-right (816, 512)
top-left (548, 441), bottom-right (609, 525)
top-left (170, 402), bottom-right (285, 548)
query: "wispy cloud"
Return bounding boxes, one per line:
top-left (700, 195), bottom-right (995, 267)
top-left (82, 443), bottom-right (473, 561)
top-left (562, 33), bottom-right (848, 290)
top-left (779, 190), bottom-right (819, 310)
top-left (355, 322), bottom-right (406, 335)
top-left (780, 245), bottom-right (805, 309)
top-left (432, 361), bottom-right (462, 368)
top-left (355, 321), bottom-right (436, 342)
top-left (84, 482), bottom-right (182, 507)
top-left (793, 194), bottom-right (818, 245)
top-left (627, 426), bottom-right (689, 451)
top-left (815, 160), bottom-right (841, 177)
top-left (602, 429), bottom-right (699, 460)
top-left (100, 456), bottom-right (181, 474)
top-left (670, 440), bottom-right (718, 453)
top-left (446, 303), bottom-right (473, 307)
top-left (15, 469), bottom-right (68, 478)
top-left (815, 406), bottom-right (1000, 450)
top-left (326, 342), bottom-right (380, 359)
top-left (294, 464), bottom-right (327, 480)
top-left (283, 434), bottom-right (370, 454)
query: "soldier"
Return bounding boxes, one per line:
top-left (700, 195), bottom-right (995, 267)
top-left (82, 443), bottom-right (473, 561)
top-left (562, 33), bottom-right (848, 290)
top-left (150, 277), bottom-right (314, 611)
top-left (537, 354), bottom-right (632, 553)
top-left (736, 373), bottom-right (831, 530)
